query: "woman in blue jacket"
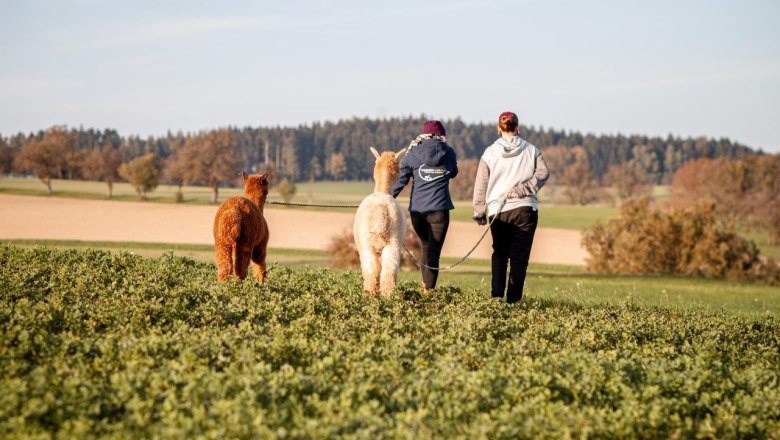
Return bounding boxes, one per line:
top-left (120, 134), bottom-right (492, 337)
top-left (392, 120), bottom-right (458, 293)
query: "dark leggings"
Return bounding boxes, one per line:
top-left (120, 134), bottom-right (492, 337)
top-left (410, 210), bottom-right (450, 289)
top-left (489, 207), bottom-right (538, 303)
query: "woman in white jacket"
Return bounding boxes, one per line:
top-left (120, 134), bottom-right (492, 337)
top-left (472, 111), bottom-right (549, 303)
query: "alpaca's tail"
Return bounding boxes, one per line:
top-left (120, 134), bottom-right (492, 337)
top-left (368, 207), bottom-right (391, 235)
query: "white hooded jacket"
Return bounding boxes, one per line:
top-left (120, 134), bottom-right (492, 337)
top-left (472, 136), bottom-right (550, 217)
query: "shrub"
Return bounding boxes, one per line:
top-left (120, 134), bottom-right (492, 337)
top-left (327, 221), bottom-right (422, 270)
top-left (582, 198), bottom-right (780, 284)
top-left (118, 153), bottom-right (161, 199)
top-left (327, 228), bottom-right (360, 268)
top-left (276, 178), bottom-right (297, 203)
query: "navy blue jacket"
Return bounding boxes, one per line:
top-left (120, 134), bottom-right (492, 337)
top-left (391, 138), bottom-right (458, 213)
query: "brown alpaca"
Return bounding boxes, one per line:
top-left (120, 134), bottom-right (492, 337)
top-left (213, 172), bottom-right (270, 282)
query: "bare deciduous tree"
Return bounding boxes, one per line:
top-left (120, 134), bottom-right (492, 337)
top-left (671, 155), bottom-right (780, 245)
top-left (450, 158), bottom-right (478, 201)
top-left (13, 126), bottom-right (75, 194)
top-left (605, 163), bottom-right (652, 202)
top-left (82, 146), bottom-right (123, 198)
top-left (163, 144), bottom-right (198, 203)
top-left (191, 129), bottom-right (239, 204)
top-left (327, 153), bottom-right (347, 180)
top-left (560, 146), bottom-right (602, 205)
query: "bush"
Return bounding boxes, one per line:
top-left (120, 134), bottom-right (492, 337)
top-left (327, 229), bottom-right (360, 268)
top-left (327, 221), bottom-right (422, 270)
top-left (582, 198), bottom-right (780, 284)
top-left (276, 178), bottom-right (297, 203)
top-left (118, 153), bottom-right (161, 199)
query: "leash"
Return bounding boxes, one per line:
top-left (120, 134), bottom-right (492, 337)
top-left (266, 194), bottom-right (512, 271)
top-left (265, 200), bottom-right (360, 208)
top-left (401, 197), bottom-right (508, 271)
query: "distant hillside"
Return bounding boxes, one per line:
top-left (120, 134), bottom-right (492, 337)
top-left (1, 116), bottom-right (756, 182)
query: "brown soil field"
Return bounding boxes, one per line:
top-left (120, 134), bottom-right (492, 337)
top-left (0, 195), bottom-right (586, 266)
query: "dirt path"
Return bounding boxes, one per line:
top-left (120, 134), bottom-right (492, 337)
top-left (0, 194), bottom-right (587, 265)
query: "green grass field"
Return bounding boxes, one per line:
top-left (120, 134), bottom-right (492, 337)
top-left (1, 244), bottom-right (778, 438)
top-left (0, 176), bottom-right (373, 206)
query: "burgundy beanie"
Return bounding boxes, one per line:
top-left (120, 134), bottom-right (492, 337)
top-left (422, 120), bottom-right (446, 137)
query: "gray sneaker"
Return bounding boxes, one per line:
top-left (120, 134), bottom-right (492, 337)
top-left (491, 296), bottom-right (505, 303)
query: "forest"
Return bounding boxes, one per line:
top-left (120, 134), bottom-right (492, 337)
top-left (0, 115), bottom-right (757, 185)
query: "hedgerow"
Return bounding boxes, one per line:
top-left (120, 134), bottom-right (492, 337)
top-left (1, 244), bottom-right (778, 438)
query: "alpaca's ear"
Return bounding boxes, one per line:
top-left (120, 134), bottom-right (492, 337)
top-left (394, 149), bottom-right (406, 160)
top-left (369, 147), bottom-right (381, 160)
top-left (240, 172), bottom-right (248, 182)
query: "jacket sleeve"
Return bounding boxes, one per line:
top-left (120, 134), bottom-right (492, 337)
top-left (448, 147), bottom-right (459, 179)
top-left (511, 149), bottom-right (550, 198)
top-left (472, 158), bottom-right (490, 217)
top-left (391, 153), bottom-right (414, 198)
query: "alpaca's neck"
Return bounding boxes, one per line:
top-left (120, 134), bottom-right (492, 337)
top-left (373, 172), bottom-right (394, 194)
top-left (247, 194), bottom-right (267, 212)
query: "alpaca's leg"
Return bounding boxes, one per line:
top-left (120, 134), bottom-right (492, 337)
top-left (215, 244), bottom-right (234, 282)
top-left (251, 244), bottom-right (267, 283)
top-left (379, 246), bottom-right (401, 298)
top-left (235, 245), bottom-right (253, 280)
top-left (360, 251), bottom-right (381, 296)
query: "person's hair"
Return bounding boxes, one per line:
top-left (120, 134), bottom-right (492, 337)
top-left (498, 111), bottom-right (519, 134)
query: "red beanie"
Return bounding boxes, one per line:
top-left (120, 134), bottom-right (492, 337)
top-left (498, 111), bottom-right (519, 132)
top-left (422, 120), bottom-right (446, 136)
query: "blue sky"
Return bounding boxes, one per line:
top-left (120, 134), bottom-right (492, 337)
top-left (1, 0), bottom-right (778, 152)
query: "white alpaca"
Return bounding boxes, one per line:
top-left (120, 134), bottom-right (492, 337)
top-left (353, 147), bottom-right (407, 297)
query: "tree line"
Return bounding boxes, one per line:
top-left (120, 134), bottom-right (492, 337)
top-left (1, 116), bottom-right (756, 187)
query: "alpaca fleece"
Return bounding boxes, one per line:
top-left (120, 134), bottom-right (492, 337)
top-left (353, 147), bottom-right (406, 297)
top-left (213, 172), bottom-right (270, 282)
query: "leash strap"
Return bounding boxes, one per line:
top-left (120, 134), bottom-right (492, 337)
top-left (401, 197), bottom-right (508, 271)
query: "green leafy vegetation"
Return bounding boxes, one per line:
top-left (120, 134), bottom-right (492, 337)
top-left (1, 239), bottom-right (328, 267)
top-left (1, 244), bottom-right (778, 438)
top-left (4, 239), bottom-right (778, 317)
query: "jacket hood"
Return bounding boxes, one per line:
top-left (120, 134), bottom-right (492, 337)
top-left (414, 138), bottom-right (449, 165)
top-left (495, 136), bottom-right (528, 158)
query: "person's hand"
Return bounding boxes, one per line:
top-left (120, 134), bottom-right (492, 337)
top-left (473, 215), bottom-right (487, 226)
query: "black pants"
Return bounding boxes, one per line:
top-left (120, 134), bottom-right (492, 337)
top-left (410, 210), bottom-right (450, 289)
top-left (489, 207), bottom-right (538, 303)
